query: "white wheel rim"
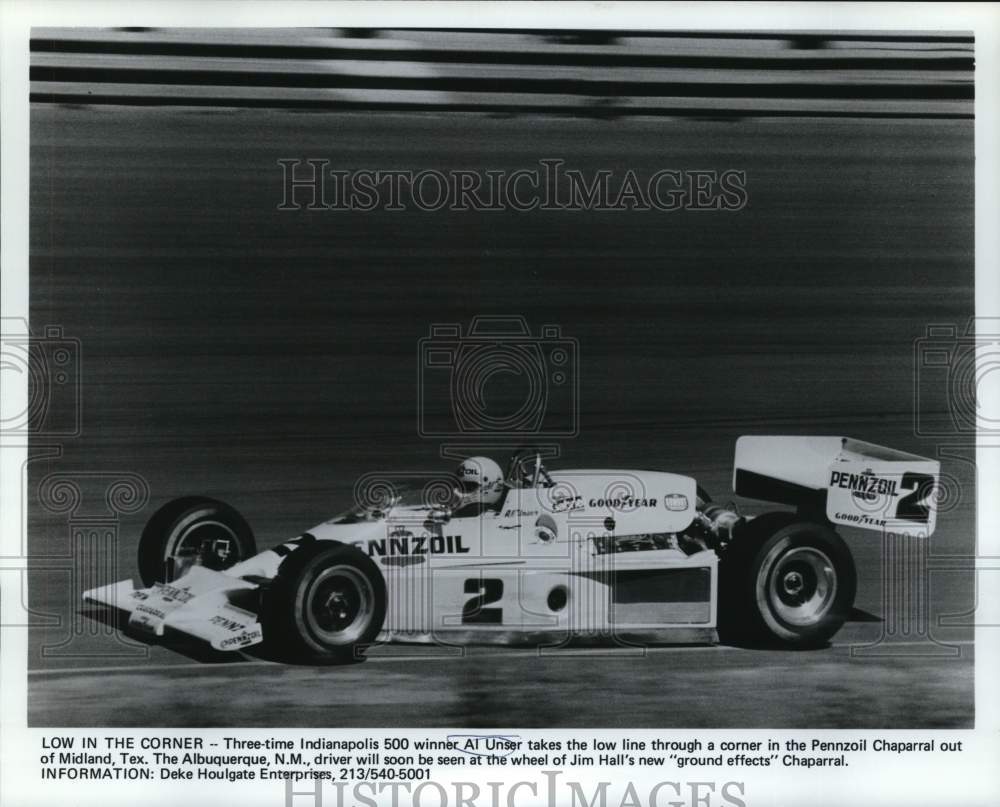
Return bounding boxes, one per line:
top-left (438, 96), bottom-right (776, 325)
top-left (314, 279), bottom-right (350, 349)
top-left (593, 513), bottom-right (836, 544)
top-left (761, 544), bottom-right (838, 628)
top-left (303, 565), bottom-right (375, 646)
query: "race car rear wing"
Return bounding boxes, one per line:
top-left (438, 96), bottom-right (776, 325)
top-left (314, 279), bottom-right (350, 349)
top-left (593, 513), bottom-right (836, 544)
top-left (733, 436), bottom-right (940, 537)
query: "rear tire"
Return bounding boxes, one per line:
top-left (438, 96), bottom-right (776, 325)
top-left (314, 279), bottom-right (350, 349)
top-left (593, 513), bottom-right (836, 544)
top-left (137, 496), bottom-right (256, 586)
top-left (265, 542), bottom-right (386, 664)
top-left (719, 516), bottom-right (856, 648)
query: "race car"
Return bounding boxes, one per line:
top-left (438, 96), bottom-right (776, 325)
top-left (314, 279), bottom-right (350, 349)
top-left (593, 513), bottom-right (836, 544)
top-left (83, 436), bottom-right (940, 662)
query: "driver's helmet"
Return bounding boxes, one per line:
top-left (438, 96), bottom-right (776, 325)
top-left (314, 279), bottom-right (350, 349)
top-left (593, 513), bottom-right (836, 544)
top-left (454, 456), bottom-right (505, 507)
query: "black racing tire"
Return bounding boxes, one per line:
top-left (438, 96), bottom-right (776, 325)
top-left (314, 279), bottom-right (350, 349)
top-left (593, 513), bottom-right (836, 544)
top-left (718, 514), bottom-right (856, 648)
top-left (264, 541), bottom-right (386, 664)
top-left (137, 496), bottom-right (257, 586)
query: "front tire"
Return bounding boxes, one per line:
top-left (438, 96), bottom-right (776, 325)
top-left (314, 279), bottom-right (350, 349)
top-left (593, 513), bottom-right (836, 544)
top-left (265, 542), bottom-right (386, 664)
top-left (137, 496), bottom-right (257, 586)
top-left (719, 517), bottom-right (856, 647)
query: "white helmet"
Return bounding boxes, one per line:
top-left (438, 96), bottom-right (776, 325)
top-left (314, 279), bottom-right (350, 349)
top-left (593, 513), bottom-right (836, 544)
top-left (455, 456), bottom-right (504, 506)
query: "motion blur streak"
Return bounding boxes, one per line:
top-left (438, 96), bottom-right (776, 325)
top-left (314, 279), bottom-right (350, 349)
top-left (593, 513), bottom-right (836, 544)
top-left (30, 28), bottom-right (973, 118)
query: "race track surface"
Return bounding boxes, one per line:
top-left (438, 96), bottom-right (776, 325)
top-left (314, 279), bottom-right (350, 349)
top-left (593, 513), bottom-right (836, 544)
top-left (30, 639), bottom-right (974, 729)
top-left (26, 107), bottom-right (975, 727)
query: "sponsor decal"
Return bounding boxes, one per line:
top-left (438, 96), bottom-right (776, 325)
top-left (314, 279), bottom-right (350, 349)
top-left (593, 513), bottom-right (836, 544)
top-left (588, 496), bottom-right (656, 509)
top-left (209, 614), bottom-right (247, 633)
top-left (664, 493), bottom-right (689, 511)
top-left (830, 468), bottom-right (899, 502)
top-left (363, 534), bottom-right (471, 557)
top-left (550, 494), bottom-right (584, 513)
top-left (152, 582), bottom-right (196, 604)
top-left (219, 628), bottom-right (263, 649)
top-left (134, 604), bottom-right (166, 620)
top-left (503, 508), bottom-right (539, 518)
top-left (834, 512), bottom-right (888, 528)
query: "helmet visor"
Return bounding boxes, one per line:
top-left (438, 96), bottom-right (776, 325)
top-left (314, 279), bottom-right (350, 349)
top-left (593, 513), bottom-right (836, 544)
top-left (457, 478), bottom-right (481, 494)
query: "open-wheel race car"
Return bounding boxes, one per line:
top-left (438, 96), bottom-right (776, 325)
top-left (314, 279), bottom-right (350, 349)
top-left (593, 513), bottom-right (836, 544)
top-left (84, 436), bottom-right (940, 662)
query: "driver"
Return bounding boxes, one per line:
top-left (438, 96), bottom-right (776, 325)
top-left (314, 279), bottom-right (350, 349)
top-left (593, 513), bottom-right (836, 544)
top-left (453, 456), bottom-right (505, 515)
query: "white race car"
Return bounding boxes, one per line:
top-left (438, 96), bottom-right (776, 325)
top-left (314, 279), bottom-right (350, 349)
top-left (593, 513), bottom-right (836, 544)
top-left (84, 436), bottom-right (939, 662)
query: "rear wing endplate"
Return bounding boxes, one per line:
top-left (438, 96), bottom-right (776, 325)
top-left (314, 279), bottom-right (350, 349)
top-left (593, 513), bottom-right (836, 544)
top-left (734, 436), bottom-right (940, 537)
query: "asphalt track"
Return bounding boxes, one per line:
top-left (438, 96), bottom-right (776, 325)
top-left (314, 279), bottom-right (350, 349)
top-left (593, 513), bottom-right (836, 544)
top-left (26, 106), bottom-right (975, 727)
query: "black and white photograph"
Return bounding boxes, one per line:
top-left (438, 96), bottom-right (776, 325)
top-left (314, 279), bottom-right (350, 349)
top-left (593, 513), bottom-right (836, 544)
top-left (2, 2), bottom-right (999, 806)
